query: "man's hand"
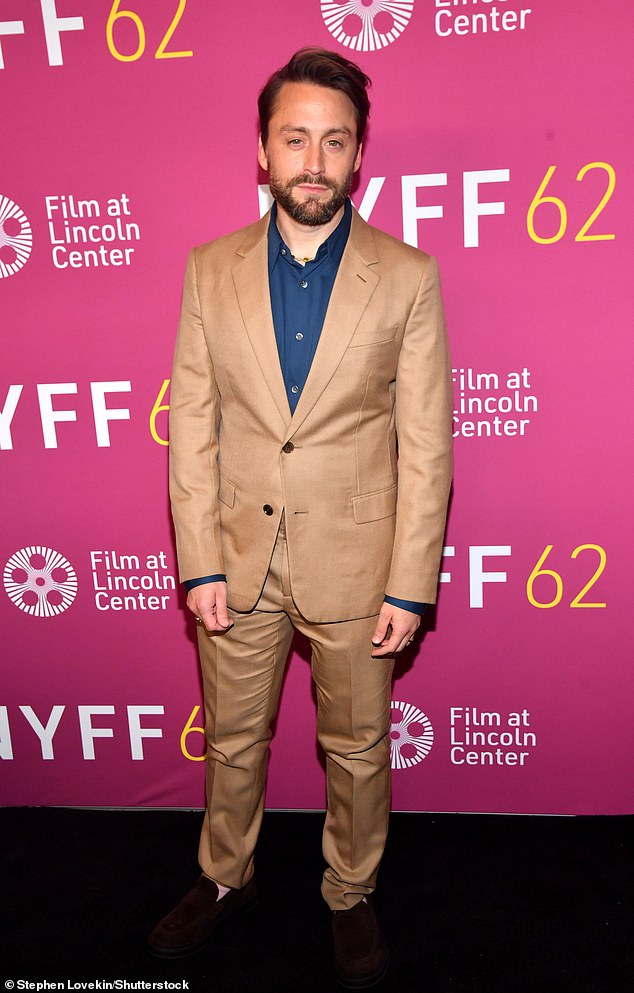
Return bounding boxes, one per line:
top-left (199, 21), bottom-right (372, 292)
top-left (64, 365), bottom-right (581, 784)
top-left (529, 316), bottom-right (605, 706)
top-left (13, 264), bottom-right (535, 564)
top-left (186, 581), bottom-right (232, 633)
top-left (371, 602), bottom-right (420, 657)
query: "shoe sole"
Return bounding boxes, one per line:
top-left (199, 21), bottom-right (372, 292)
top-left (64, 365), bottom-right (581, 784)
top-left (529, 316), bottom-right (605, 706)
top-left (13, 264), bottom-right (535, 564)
top-left (147, 894), bottom-right (259, 959)
top-left (335, 954), bottom-right (389, 989)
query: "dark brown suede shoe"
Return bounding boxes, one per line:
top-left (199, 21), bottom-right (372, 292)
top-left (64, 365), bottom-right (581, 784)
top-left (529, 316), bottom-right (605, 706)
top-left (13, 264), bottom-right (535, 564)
top-left (148, 875), bottom-right (258, 958)
top-left (331, 897), bottom-right (389, 988)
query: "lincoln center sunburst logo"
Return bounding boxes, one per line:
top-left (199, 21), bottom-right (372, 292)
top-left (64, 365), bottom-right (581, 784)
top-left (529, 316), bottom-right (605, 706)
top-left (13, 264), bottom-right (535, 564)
top-left (321, 1), bottom-right (415, 52)
top-left (0, 195), bottom-right (33, 278)
top-left (4, 546), bottom-right (78, 617)
top-left (390, 700), bottom-right (434, 769)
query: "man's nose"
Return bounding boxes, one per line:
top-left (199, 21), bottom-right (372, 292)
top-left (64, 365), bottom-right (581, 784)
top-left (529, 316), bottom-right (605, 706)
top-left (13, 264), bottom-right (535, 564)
top-left (303, 142), bottom-right (325, 175)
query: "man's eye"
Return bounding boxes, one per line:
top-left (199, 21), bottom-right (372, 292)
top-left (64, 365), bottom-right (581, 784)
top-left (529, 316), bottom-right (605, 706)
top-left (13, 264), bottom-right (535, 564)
top-left (288, 138), bottom-right (303, 146)
top-left (327, 140), bottom-right (342, 148)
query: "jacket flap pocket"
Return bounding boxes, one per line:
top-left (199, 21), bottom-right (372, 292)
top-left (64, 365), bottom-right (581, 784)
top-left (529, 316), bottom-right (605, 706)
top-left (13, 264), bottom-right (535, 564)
top-left (352, 483), bottom-right (397, 523)
top-left (218, 478), bottom-right (236, 508)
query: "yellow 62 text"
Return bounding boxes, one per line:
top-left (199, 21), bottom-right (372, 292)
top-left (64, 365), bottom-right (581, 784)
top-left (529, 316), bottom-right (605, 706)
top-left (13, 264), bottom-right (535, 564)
top-left (106, 0), bottom-right (193, 62)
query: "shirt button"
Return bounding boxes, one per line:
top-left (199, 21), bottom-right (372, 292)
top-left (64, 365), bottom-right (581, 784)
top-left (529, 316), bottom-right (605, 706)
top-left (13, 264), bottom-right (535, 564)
top-left (300, 279), bottom-right (308, 288)
top-left (291, 385), bottom-right (299, 395)
top-left (262, 504), bottom-right (274, 516)
top-left (282, 441), bottom-right (295, 453)
top-left (295, 332), bottom-right (304, 341)
top-left (281, 248), bottom-right (287, 255)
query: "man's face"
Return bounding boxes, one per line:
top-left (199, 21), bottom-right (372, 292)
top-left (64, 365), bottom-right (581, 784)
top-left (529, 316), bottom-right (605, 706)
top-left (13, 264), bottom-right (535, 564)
top-left (258, 81), bottom-right (363, 227)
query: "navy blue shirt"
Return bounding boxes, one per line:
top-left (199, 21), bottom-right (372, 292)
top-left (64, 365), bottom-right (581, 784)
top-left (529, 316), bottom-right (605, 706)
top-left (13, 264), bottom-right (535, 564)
top-left (183, 202), bottom-right (426, 618)
top-left (268, 199), bottom-right (351, 413)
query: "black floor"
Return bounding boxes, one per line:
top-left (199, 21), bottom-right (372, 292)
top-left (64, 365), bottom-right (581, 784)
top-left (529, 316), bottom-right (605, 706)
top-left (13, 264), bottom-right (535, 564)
top-left (2, 809), bottom-right (632, 992)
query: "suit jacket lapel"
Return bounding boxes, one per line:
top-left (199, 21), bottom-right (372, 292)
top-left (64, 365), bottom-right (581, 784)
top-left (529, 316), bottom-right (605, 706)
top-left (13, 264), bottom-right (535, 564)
top-left (287, 211), bottom-right (380, 438)
top-left (231, 214), bottom-right (290, 431)
top-left (231, 209), bottom-right (381, 439)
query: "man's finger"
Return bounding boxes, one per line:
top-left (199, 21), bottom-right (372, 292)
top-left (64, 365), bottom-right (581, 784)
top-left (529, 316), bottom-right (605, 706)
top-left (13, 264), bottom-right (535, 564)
top-left (198, 609), bottom-right (233, 632)
top-left (371, 622), bottom-right (389, 647)
top-left (371, 605), bottom-right (393, 647)
top-left (372, 627), bottom-right (413, 656)
top-left (371, 627), bottom-right (398, 657)
top-left (213, 586), bottom-right (231, 629)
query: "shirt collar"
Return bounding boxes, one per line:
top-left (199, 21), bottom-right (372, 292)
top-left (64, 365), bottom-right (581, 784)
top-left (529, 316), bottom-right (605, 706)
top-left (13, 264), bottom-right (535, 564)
top-left (268, 198), bottom-right (352, 272)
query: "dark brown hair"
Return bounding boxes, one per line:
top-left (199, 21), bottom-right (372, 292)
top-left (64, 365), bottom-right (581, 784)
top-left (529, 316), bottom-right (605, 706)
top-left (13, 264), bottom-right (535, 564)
top-left (258, 48), bottom-right (371, 146)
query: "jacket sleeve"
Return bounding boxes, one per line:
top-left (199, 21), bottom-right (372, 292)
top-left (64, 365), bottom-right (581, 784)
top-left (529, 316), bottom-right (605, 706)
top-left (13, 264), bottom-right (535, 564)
top-left (385, 255), bottom-right (453, 604)
top-left (168, 248), bottom-right (225, 583)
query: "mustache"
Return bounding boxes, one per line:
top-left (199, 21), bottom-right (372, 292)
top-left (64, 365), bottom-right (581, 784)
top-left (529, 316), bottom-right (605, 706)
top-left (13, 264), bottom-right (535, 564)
top-left (290, 174), bottom-right (338, 191)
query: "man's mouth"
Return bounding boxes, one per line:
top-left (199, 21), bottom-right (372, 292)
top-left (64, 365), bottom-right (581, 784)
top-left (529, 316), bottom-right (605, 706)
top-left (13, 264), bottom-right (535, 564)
top-left (295, 183), bottom-right (330, 194)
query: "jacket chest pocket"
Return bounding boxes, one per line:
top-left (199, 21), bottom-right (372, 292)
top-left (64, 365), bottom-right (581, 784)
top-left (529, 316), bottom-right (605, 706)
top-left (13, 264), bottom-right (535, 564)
top-left (348, 323), bottom-right (399, 348)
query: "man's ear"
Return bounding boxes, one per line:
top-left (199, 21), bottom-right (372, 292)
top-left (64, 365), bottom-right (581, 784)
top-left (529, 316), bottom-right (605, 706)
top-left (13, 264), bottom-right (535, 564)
top-left (257, 135), bottom-right (268, 172)
top-left (353, 142), bottom-right (363, 173)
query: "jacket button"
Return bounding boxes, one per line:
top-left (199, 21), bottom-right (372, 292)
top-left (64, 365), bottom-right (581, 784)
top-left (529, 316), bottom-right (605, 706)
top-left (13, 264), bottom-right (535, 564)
top-left (262, 504), bottom-right (274, 516)
top-left (282, 441), bottom-right (294, 453)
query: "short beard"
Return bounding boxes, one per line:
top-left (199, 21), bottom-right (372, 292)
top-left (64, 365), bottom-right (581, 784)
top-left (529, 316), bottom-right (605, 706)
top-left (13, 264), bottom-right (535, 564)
top-left (268, 172), bottom-right (352, 226)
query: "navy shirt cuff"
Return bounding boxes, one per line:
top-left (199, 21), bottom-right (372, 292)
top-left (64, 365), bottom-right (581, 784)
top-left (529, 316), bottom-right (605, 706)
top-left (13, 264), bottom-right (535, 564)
top-left (383, 595), bottom-right (428, 616)
top-left (183, 575), bottom-right (226, 591)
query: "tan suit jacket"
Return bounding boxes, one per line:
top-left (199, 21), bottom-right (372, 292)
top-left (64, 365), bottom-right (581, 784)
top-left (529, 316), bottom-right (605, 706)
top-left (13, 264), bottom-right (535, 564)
top-left (169, 208), bottom-right (452, 623)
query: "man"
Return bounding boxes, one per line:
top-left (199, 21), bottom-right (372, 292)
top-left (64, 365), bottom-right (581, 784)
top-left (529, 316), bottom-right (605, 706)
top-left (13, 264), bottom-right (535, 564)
top-left (149, 49), bottom-right (452, 988)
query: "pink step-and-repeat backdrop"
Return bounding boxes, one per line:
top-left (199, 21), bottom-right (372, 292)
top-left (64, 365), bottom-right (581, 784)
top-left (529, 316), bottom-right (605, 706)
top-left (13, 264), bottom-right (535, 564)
top-left (2, 1), bottom-right (632, 813)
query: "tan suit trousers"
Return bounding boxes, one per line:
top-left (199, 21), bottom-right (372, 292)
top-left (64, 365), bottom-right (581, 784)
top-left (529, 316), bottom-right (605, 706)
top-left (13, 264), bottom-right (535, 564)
top-left (196, 516), bottom-right (394, 910)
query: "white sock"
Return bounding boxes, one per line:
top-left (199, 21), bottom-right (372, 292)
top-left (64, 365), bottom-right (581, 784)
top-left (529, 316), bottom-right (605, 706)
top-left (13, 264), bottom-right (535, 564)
top-left (203, 874), bottom-right (231, 900)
